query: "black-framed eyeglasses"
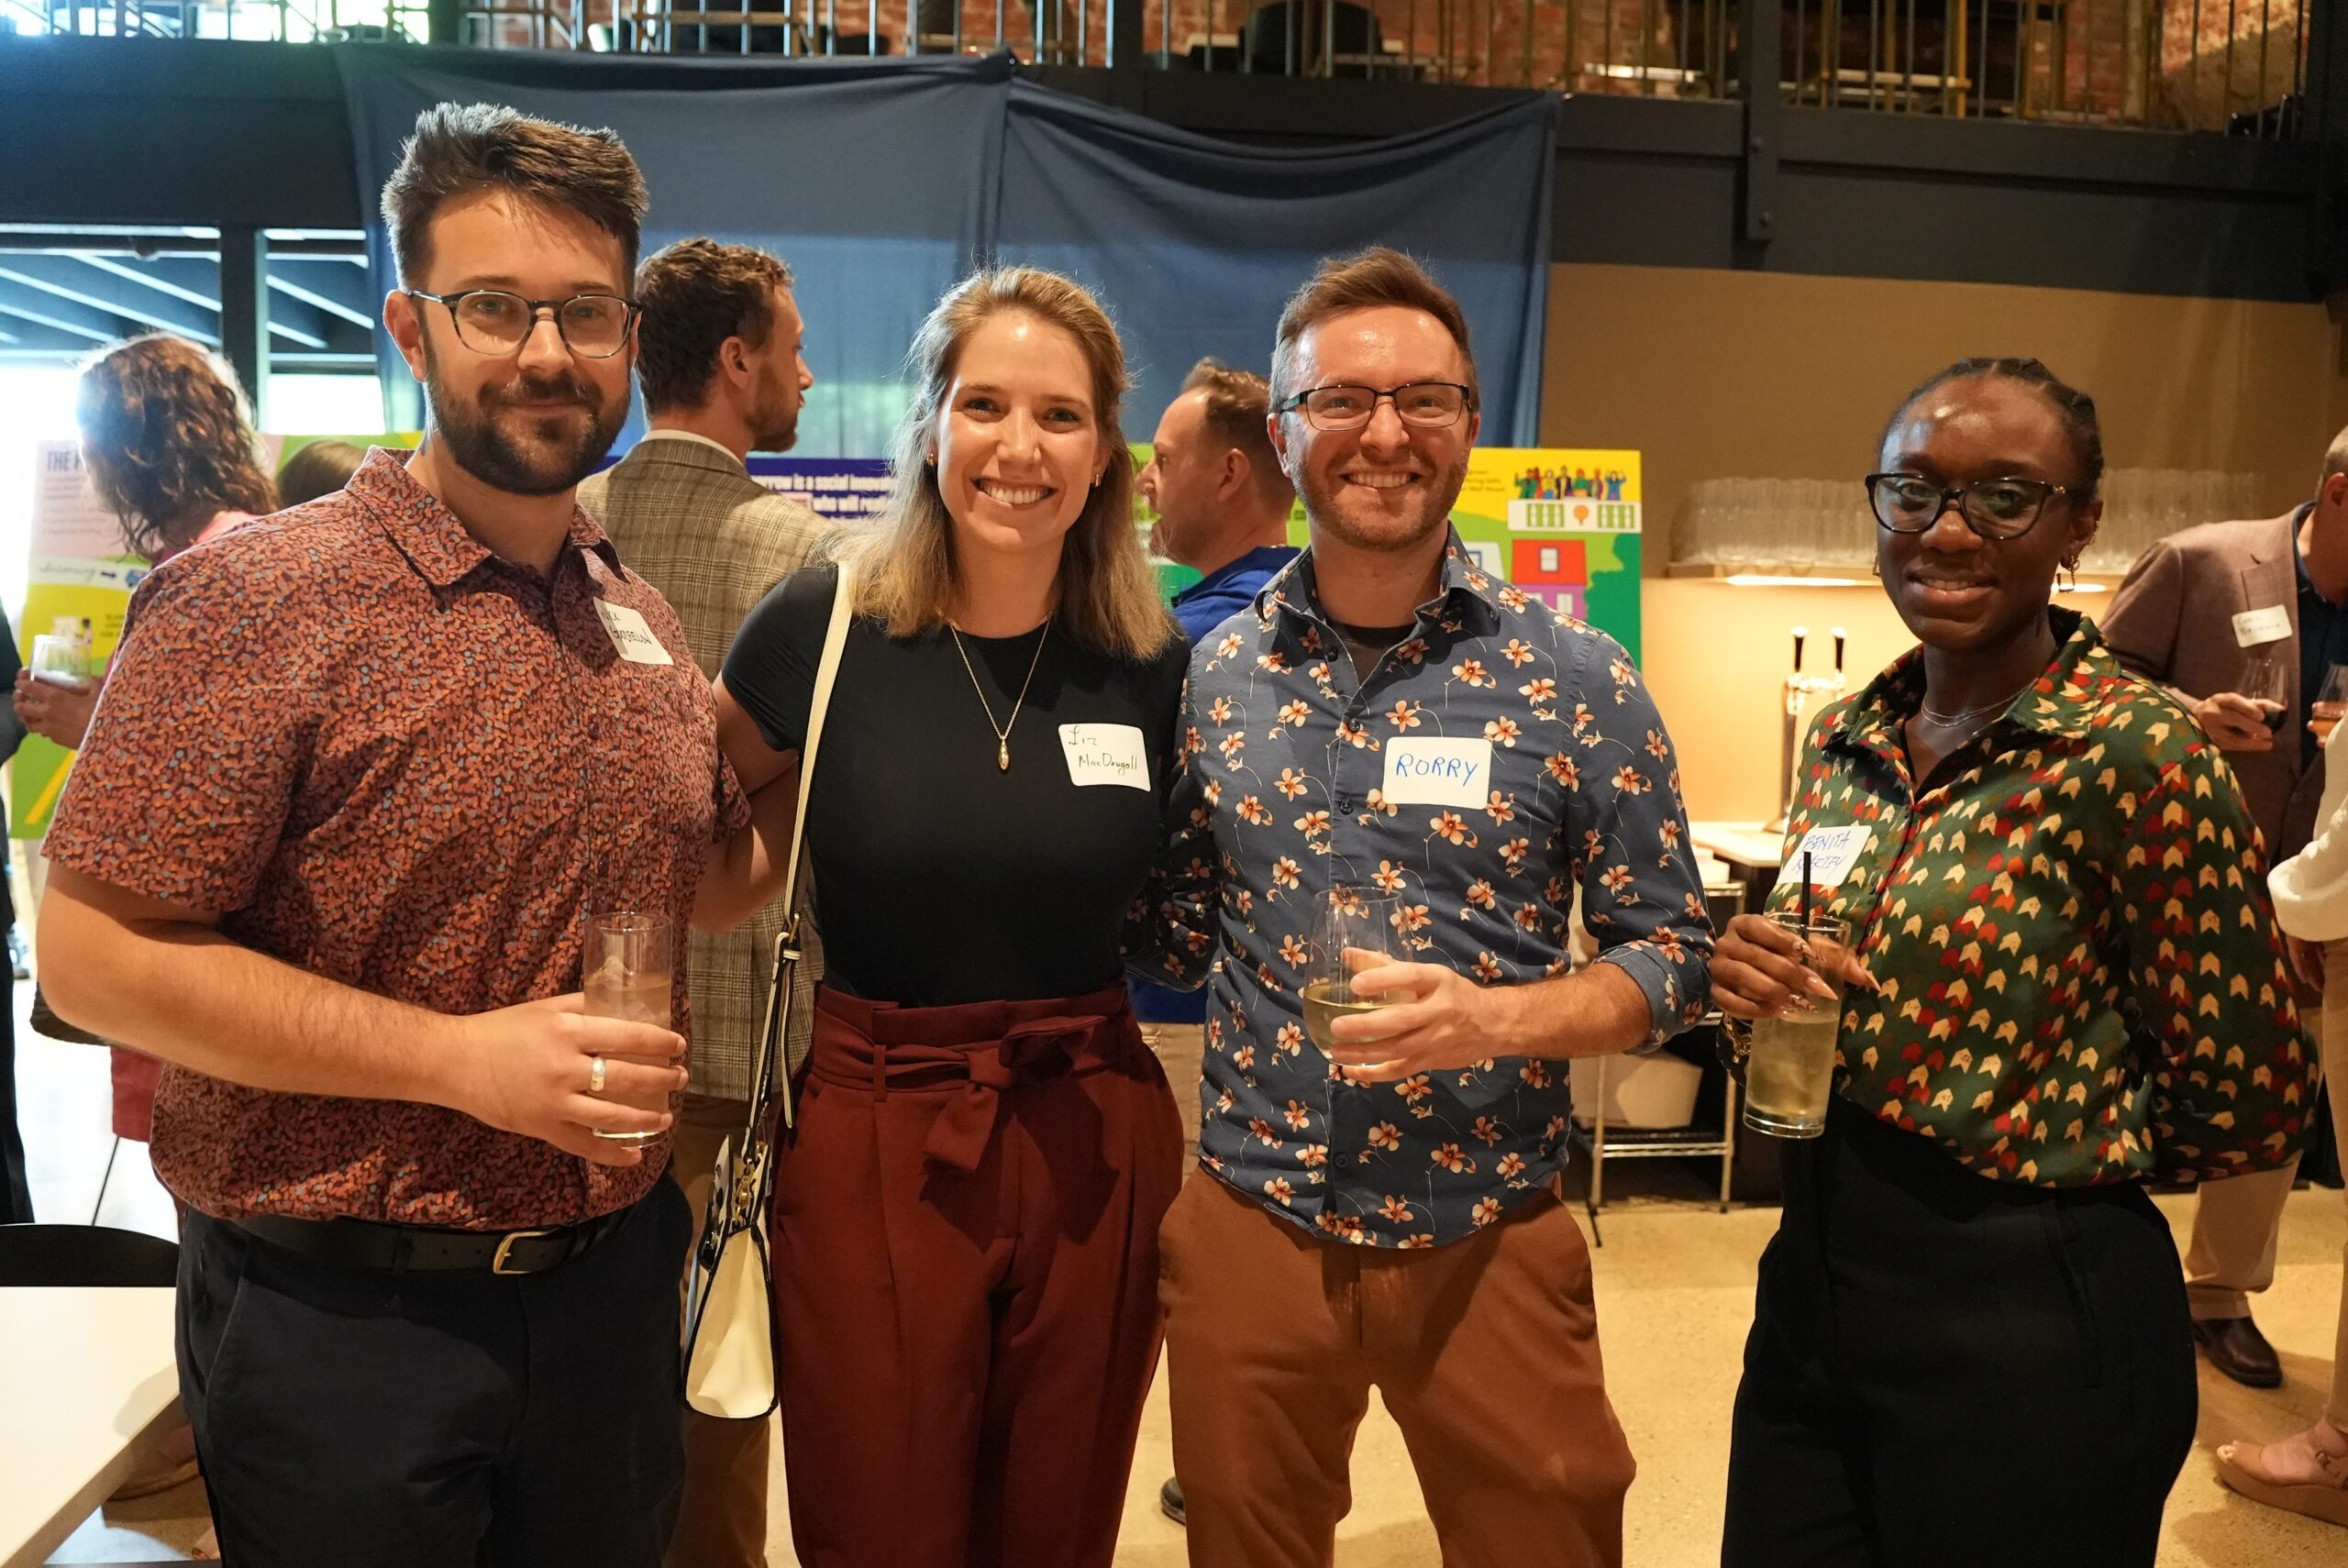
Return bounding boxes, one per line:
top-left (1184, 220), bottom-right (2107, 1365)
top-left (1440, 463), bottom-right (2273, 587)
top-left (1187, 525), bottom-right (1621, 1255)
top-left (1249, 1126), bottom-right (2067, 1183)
top-left (406, 289), bottom-right (639, 359)
top-left (1865, 472), bottom-right (2078, 540)
top-left (1277, 381), bottom-right (1476, 433)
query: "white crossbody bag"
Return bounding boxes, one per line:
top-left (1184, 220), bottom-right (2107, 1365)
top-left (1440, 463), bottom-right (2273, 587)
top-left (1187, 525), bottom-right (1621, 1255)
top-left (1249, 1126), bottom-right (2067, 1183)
top-left (681, 566), bottom-right (854, 1419)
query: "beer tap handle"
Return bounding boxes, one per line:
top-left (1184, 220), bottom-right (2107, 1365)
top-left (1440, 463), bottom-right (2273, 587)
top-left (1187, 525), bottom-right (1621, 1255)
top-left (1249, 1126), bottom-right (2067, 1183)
top-left (1832, 627), bottom-right (1846, 676)
top-left (1791, 625), bottom-right (1808, 675)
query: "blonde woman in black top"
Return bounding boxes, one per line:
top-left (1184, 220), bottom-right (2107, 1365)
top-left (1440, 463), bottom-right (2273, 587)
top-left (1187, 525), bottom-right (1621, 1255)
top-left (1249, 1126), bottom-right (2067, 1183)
top-left (716, 269), bottom-right (1189, 1568)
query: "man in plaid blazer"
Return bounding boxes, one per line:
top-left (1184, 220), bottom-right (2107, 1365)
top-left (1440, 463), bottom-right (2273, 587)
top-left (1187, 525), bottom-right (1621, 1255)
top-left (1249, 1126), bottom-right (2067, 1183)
top-left (578, 237), bottom-right (823, 1568)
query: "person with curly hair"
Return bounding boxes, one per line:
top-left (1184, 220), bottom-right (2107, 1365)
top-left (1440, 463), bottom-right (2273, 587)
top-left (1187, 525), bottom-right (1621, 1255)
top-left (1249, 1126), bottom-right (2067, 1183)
top-left (16, 335), bottom-right (278, 1146)
top-left (19, 334), bottom-right (278, 756)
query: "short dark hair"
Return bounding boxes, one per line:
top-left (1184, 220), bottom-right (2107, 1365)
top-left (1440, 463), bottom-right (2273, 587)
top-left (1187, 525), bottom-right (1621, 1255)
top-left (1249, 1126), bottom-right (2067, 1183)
top-left (1180, 358), bottom-right (1290, 506)
top-left (1271, 247), bottom-right (1478, 406)
top-left (381, 103), bottom-right (648, 288)
top-left (1883, 357), bottom-right (2106, 501)
top-left (77, 334), bottom-right (277, 558)
top-left (634, 239), bottom-right (796, 414)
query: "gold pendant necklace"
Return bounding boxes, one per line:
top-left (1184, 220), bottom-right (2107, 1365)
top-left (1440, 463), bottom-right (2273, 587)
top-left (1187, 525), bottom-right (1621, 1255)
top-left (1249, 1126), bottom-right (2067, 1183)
top-left (947, 616), bottom-right (1051, 772)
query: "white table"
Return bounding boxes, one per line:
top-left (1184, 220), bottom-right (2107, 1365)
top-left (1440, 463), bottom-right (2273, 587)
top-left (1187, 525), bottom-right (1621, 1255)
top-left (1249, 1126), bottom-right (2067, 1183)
top-left (1691, 821), bottom-right (1788, 875)
top-left (0, 1287), bottom-right (180, 1568)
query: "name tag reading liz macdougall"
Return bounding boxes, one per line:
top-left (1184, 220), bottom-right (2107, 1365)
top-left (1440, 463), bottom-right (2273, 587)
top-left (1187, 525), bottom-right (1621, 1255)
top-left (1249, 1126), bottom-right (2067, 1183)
top-left (1784, 823), bottom-right (1873, 889)
top-left (594, 599), bottom-right (674, 666)
top-left (1058, 723), bottom-right (1151, 789)
top-left (1382, 737), bottom-right (1492, 808)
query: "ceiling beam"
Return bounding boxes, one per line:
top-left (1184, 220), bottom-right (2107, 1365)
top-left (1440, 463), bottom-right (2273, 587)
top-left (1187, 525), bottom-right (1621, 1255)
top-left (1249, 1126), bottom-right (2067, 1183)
top-left (63, 253), bottom-right (337, 349)
top-left (0, 231), bottom-right (366, 260)
top-left (268, 257), bottom-right (377, 328)
top-left (0, 253), bottom-right (219, 345)
top-left (0, 289), bottom-right (119, 343)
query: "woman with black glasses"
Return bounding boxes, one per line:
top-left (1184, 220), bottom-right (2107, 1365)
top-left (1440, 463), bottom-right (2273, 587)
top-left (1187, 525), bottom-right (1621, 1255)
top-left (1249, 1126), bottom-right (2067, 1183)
top-left (1710, 357), bottom-right (2317, 1565)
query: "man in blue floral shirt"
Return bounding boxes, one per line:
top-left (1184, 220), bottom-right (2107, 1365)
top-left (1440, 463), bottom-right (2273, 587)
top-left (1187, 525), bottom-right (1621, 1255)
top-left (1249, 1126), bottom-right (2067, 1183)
top-left (1150, 249), bottom-right (1713, 1568)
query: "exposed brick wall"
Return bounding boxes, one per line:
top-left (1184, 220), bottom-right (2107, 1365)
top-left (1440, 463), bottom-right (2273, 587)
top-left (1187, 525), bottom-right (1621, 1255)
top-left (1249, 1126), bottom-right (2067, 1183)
top-left (493, 0), bottom-right (2308, 130)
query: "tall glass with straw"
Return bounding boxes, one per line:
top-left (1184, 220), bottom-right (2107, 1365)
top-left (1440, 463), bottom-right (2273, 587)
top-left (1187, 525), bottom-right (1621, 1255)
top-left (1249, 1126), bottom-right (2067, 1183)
top-left (1742, 852), bottom-right (1850, 1140)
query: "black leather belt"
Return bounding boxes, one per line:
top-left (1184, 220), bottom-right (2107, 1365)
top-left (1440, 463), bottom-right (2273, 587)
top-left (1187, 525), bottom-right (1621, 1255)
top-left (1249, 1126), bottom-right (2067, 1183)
top-left (228, 1200), bottom-right (637, 1277)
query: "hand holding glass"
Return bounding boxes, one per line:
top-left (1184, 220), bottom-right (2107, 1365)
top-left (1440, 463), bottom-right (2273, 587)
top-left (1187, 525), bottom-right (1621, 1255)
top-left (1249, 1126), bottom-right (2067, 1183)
top-left (2238, 649), bottom-right (2288, 734)
top-left (1741, 912), bottom-right (1851, 1140)
top-left (583, 911), bottom-right (676, 1145)
top-left (28, 634), bottom-right (88, 690)
top-left (1301, 889), bottom-right (1406, 1055)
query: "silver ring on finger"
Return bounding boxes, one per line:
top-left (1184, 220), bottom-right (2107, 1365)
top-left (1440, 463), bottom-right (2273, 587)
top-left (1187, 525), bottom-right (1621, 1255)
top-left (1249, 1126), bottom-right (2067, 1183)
top-left (589, 1055), bottom-right (607, 1095)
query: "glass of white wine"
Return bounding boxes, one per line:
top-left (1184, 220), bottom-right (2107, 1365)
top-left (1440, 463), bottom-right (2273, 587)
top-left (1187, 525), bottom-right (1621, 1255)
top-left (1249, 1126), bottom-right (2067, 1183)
top-left (2314, 664), bottom-right (2348, 746)
top-left (1301, 887), bottom-right (1406, 1056)
top-left (583, 911), bottom-right (675, 1146)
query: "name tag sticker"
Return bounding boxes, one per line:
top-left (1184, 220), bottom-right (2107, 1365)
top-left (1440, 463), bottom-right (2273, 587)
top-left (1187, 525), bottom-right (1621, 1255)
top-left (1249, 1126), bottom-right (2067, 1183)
top-left (1059, 723), bottom-right (1151, 790)
top-left (2233, 605), bottom-right (2291, 647)
top-left (1787, 824), bottom-right (1873, 888)
top-left (1382, 737), bottom-right (1493, 808)
top-left (595, 600), bottom-right (674, 666)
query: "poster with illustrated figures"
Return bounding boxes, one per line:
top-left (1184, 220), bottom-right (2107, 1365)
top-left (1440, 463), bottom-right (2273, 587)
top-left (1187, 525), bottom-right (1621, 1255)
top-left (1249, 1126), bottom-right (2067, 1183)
top-left (1131, 444), bottom-right (1644, 664)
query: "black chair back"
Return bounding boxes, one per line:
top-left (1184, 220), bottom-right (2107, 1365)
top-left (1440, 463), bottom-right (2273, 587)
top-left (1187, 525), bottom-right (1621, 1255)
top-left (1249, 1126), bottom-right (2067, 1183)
top-left (1242, 0), bottom-right (1379, 74)
top-left (0, 1224), bottom-right (179, 1287)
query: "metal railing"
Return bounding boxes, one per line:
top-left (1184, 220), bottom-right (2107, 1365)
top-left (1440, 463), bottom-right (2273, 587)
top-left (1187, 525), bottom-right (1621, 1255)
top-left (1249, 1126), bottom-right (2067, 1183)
top-left (3, 0), bottom-right (2317, 135)
top-left (0, 0), bottom-right (430, 39)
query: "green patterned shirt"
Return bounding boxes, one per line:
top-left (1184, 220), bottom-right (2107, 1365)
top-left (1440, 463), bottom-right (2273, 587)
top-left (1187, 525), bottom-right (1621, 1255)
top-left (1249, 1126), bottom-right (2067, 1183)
top-left (1769, 610), bottom-right (2317, 1187)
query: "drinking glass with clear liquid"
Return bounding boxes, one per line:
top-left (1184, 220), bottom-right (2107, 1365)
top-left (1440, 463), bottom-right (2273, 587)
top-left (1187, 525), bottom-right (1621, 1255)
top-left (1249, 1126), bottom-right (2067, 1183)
top-left (1301, 888), bottom-right (1406, 1055)
top-left (2313, 665), bottom-right (2348, 746)
top-left (28, 633), bottom-right (89, 690)
top-left (583, 911), bottom-right (675, 1145)
top-left (1740, 911), bottom-right (1851, 1140)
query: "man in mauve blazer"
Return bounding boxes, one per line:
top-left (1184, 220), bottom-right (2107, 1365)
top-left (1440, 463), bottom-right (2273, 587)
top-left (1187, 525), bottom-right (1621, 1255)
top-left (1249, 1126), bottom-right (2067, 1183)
top-left (578, 238), bottom-right (825, 1568)
top-left (2102, 444), bottom-right (2348, 1394)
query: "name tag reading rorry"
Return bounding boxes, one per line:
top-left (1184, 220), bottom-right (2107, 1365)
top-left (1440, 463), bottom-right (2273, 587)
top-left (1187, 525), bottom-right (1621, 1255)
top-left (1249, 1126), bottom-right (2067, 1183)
top-left (1058, 723), bottom-right (1151, 789)
top-left (1382, 737), bottom-right (1493, 808)
top-left (594, 599), bottom-right (674, 666)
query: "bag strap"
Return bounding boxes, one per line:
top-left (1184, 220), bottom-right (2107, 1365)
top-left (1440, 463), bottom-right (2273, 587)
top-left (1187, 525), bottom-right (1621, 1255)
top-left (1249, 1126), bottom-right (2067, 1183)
top-left (743, 564), bottom-right (855, 1143)
top-left (781, 564), bottom-right (856, 922)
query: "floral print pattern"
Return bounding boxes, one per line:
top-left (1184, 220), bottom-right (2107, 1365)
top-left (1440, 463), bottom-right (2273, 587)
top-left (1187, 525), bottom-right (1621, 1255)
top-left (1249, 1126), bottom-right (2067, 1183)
top-left (1146, 533), bottom-right (1713, 1247)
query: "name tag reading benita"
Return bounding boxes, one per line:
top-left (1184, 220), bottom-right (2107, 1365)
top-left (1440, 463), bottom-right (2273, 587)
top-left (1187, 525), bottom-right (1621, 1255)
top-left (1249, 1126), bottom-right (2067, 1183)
top-left (1785, 824), bottom-right (1873, 888)
top-left (1383, 737), bottom-right (1492, 808)
top-left (595, 600), bottom-right (674, 666)
top-left (1059, 723), bottom-right (1151, 790)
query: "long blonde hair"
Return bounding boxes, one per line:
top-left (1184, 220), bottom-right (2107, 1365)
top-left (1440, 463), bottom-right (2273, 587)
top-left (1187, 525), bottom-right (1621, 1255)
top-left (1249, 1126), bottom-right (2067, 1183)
top-left (836, 268), bottom-right (1175, 662)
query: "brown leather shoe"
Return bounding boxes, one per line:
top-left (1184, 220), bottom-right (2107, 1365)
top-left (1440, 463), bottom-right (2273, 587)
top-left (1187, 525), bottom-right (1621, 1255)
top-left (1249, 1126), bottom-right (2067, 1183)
top-left (2192, 1315), bottom-right (2284, 1388)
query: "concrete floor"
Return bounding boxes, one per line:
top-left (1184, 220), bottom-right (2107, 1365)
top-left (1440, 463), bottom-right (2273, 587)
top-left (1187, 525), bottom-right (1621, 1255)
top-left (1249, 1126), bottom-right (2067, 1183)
top-left (22, 1013), bottom-right (2346, 1566)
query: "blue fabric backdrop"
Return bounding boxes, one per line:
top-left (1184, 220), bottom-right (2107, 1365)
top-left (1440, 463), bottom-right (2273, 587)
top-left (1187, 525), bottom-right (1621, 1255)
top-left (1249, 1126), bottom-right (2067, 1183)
top-left (996, 83), bottom-right (1553, 445)
top-left (336, 47), bottom-right (1555, 453)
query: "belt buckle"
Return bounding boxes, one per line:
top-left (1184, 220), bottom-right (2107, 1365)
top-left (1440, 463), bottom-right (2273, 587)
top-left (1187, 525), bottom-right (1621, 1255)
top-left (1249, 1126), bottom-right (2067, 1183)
top-left (491, 1228), bottom-right (557, 1276)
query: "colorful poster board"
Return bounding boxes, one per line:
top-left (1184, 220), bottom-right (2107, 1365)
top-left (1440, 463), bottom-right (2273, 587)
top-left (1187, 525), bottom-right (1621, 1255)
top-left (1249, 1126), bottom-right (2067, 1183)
top-left (1129, 444), bottom-right (1643, 660)
top-left (14, 441), bottom-right (138, 839)
top-left (1450, 448), bottom-right (1643, 662)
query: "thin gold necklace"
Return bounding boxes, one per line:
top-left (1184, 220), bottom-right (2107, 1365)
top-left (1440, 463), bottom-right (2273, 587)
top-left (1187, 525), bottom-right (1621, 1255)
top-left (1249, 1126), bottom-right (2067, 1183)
top-left (947, 617), bottom-right (1051, 771)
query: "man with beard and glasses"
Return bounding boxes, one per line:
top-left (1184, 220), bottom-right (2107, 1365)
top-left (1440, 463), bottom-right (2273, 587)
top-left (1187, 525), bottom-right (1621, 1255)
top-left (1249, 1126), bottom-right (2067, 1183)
top-left (1147, 248), bottom-right (1712, 1568)
top-left (578, 237), bottom-right (824, 1568)
top-left (35, 104), bottom-right (804, 1568)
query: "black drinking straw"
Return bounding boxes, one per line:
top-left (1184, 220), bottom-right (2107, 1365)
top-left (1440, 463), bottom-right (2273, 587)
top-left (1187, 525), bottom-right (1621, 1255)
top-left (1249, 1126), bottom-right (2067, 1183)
top-left (1801, 850), bottom-right (1813, 933)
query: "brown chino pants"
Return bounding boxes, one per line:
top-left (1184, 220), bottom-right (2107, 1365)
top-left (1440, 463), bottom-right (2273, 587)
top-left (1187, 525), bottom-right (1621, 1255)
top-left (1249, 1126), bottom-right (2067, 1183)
top-left (1160, 1174), bottom-right (1635, 1568)
top-left (771, 984), bottom-right (1184, 1568)
top-left (668, 1093), bottom-right (772, 1568)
